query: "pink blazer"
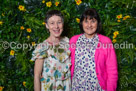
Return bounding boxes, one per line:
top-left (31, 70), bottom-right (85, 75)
top-left (69, 34), bottom-right (118, 91)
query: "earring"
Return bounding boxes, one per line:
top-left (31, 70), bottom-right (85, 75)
top-left (47, 29), bottom-right (49, 33)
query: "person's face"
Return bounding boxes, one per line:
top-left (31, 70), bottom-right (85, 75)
top-left (82, 18), bottom-right (98, 38)
top-left (46, 15), bottom-right (63, 38)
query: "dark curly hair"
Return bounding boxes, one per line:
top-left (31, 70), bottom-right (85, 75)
top-left (45, 10), bottom-right (64, 23)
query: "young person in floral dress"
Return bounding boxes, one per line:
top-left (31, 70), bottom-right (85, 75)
top-left (70, 8), bottom-right (118, 91)
top-left (31, 10), bottom-right (71, 91)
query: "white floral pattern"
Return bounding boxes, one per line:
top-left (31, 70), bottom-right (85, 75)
top-left (31, 37), bottom-right (71, 91)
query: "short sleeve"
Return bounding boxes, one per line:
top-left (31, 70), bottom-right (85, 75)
top-left (31, 42), bottom-right (49, 61)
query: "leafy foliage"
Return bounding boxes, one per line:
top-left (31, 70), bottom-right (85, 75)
top-left (0, 0), bottom-right (136, 91)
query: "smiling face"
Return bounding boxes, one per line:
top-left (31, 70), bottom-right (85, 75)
top-left (82, 18), bottom-right (98, 38)
top-left (46, 15), bottom-right (63, 38)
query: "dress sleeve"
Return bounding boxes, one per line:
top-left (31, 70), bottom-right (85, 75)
top-left (31, 42), bottom-right (49, 61)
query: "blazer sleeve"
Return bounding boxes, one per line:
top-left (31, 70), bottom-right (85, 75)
top-left (69, 37), bottom-right (75, 80)
top-left (106, 40), bottom-right (118, 91)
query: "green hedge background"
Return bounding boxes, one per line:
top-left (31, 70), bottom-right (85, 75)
top-left (0, 0), bottom-right (136, 91)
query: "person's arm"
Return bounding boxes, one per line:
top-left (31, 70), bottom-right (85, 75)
top-left (106, 42), bottom-right (118, 91)
top-left (34, 59), bottom-right (44, 91)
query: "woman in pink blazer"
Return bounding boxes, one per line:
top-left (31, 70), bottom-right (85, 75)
top-left (70, 8), bottom-right (118, 91)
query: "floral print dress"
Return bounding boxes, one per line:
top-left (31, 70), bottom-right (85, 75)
top-left (72, 34), bottom-right (104, 91)
top-left (31, 37), bottom-right (71, 91)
